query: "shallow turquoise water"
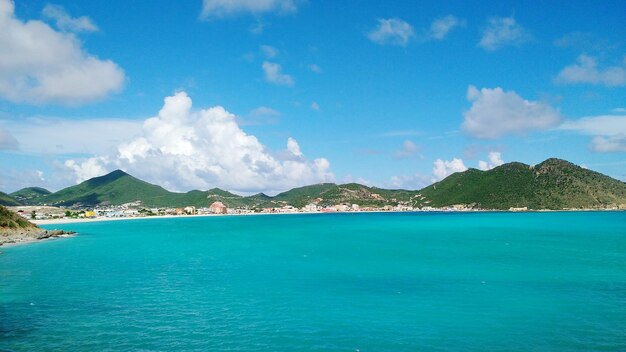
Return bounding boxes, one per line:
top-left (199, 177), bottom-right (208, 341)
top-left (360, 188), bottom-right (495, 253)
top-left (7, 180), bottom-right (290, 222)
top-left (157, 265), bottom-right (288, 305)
top-left (1, 212), bottom-right (625, 351)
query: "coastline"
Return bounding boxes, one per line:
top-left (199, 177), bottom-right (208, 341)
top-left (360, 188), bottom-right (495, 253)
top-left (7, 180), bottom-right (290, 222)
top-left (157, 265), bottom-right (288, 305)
top-left (0, 228), bottom-right (76, 247)
top-left (32, 211), bottom-right (328, 226)
top-left (0, 232), bottom-right (75, 248)
top-left (33, 213), bottom-right (223, 225)
top-left (31, 208), bottom-right (624, 226)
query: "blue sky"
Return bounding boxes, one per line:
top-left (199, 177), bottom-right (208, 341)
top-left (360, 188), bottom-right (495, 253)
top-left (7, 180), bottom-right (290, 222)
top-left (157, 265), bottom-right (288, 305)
top-left (1, 0), bottom-right (625, 194)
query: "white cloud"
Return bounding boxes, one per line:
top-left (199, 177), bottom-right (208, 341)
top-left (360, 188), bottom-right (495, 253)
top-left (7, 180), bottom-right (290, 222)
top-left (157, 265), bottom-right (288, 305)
top-left (432, 158), bottom-right (467, 181)
top-left (559, 114), bottom-right (626, 153)
top-left (308, 64), bottom-right (322, 73)
top-left (260, 44), bottom-right (278, 58)
top-left (427, 15), bottom-right (463, 40)
top-left (42, 4), bottom-right (98, 32)
top-left (63, 92), bottom-right (334, 193)
top-left (286, 137), bottom-right (302, 156)
top-left (393, 140), bottom-right (421, 159)
top-left (0, 0), bottom-right (124, 104)
top-left (462, 85), bottom-right (563, 139)
top-left (4, 117), bottom-right (142, 154)
top-left (555, 55), bottom-right (626, 87)
top-left (64, 157), bottom-right (109, 183)
top-left (613, 108), bottom-right (626, 113)
top-left (262, 61), bottom-right (294, 86)
top-left (478, 151), bottom-right (504, 170)
top-left (560, 115), bottom-right (626, 136)
top-left (479, 16), bottom-right (531, 51)
top-left (590, 136), bottom-right (626, 152)
top-left (200, 0), bottom-right (298, 19)
top-left (367, 18), bottom-right (414, 46)
top-left (310, 101), bottom-right (320, 111)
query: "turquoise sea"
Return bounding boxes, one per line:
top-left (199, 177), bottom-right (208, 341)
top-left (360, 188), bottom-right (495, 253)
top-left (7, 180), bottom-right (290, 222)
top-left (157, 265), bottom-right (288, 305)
top-left (1, 212), bottom-right (625, 351)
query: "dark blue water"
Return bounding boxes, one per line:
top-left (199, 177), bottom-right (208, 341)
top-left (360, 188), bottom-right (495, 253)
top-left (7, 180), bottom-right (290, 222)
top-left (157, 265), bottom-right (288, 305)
top-left (1, 212), bottom-right (625, 351)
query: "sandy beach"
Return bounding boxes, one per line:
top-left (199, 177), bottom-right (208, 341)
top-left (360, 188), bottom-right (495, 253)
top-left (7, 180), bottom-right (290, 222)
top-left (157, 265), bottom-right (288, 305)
top-left (31, 211), bottom-right (318, 226)
top-left (32, 213), bottom-right (228, 225)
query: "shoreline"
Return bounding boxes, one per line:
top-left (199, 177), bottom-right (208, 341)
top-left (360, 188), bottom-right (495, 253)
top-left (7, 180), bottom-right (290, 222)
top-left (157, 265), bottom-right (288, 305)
top-left (0, 232), bottom-right (76, 248)
top-left (0, 228), bottom-right (76, 248)
top-left (32, 208), bottom-right (625, 226)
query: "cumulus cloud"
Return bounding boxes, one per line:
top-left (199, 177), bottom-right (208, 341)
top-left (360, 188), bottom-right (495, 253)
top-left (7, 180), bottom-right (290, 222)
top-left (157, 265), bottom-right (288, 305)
top-left (367, 18), bottom-right (414, 46)
top-left (555, 55), bottom-right (626, 87)
top-left (42, 4), bottom-right (98, 32)
top-left (310, 101), bottom-right (320, 111)
top-left (462, 85), bottom-right (563, 139)
top-left (200, 0), bottom-right (298, 19)
top-left (432, 158), bottom-right (467, 181)
top-left (427, 15), bottom-right (463, 40)
top-left (63, 92), bottom-right (334, 193)
top-left (286, 137), bottom-right (302, 156)
top-left (479, 16), bottom-right (531, 51)
top-left (478, 151), bottom-right (504, 170)
top-left (262, 61), bottom-right (294, 86)
top-left (0, 0), bottom-right (124, 104)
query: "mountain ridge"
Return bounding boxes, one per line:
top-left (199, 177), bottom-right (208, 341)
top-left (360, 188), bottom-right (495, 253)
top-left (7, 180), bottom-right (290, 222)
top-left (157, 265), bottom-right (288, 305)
top-left (4, 158), bottom-right (626, 210)
top-left (420, 158), bottom-right (626, 210)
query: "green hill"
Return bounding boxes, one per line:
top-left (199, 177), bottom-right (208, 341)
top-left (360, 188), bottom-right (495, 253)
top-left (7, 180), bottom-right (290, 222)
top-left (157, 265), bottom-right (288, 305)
top-left (34, 170), bottom-right (262, 208)
top-left (420, 158), bottom-right (626, 210)
top-left (272, 183), bottom-right (421, 208)
top-left (37, 170), bottom-right (215, 208)
top-left (0, 205), bottom-right (34, 229)
top-left (30, 171), bottom-right (421, 209)
top-left (0, 191), bottom-right (21, 206)
top-left (10, 187), bottom-right (51, 204)
top-left (38, 170), bottom-right (170, 207)
top-left (17, 158), bottom-right (626, 210)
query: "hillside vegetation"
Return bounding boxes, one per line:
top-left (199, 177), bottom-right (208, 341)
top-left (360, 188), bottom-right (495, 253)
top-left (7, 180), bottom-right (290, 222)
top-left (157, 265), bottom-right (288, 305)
top-left (420, 158), bottom-right (626, 210)
top-left (4, 158), bottom-right (626, 210)
top-left (10, 187), bottom-right (51, 205)
top-left (0, 205), bottom-right (35, 229)
top-left (0, 192), bottom-right (21, 206)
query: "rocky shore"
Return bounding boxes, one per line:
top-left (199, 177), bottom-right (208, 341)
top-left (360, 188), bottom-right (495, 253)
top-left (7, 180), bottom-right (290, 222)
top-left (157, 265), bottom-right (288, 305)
top-left (0, 204), bottom-right (75, 246)
top-left (0, 228), bottom-right (76, 246)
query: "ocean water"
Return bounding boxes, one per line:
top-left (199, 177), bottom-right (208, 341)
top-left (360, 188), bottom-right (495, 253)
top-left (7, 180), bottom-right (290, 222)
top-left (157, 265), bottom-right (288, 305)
top-left (1, 212), bottom-right (625, 351)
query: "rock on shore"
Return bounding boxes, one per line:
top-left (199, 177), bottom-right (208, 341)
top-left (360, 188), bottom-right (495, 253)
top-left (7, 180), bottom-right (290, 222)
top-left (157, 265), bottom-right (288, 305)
top-left (0, 205), bottom-right (74, 246)
top-left (0, 228), bottom-right (75, 246)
